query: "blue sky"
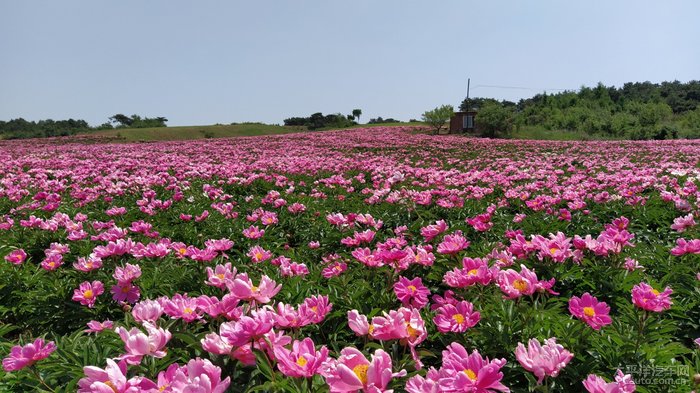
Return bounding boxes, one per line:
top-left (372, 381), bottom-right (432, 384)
top-left (1, 1), bottom-right (698, 126)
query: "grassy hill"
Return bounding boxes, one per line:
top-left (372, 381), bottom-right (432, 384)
top-left (85, 123), bottom-right (306, 142)
top-left (83, 122), bottom-right (428, 142)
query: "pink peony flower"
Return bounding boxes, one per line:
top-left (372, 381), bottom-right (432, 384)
top-left (152, 358), bottom-right (230, 393)
top-left (322, 261), bottom-right (348, 278)
top-left (78, 358), bottom-right (156, 392)
top-left (273, 303), bottom-right (306, 329)
top-left (242, 225), bottom-right (265, 239)
top-left (670, 238), bottom-right (700, 256)
top-left (201, 332), bottom-right (234, 356)
top-left (670, 213), bottom-right (696, 232)
top-left (113, 263), bottom-right (142, 284)
top-left (631, 282), bottom-right (673, 312)
top-left (322, 347), bottom-right (407, 392)
top-left (432, 301), bottom-right (481, 333)
top-left (437, 231), bottom-right (470, 255)
top-left (40, 254), bottom-right (63, 271)
top-left (84, 320), bottom-right (114, 334)
top-left (393, 276), bottom-right (431, 309)
top-left (204, 262), bottom-right (236, 289)
top-left (132, 299), bottom-right (164, 323)
top-left (2, 338), bottom-right (57, 372)
top-left (443, 257), bottom-right (492, 288)
top-left (73, 255), bottom-right (103, 272)
top-left (204, 238), bottom-right (234, 253)
top-left (299, 295), bottom-right (333, 324)
top-left (515, 338), bottom-right (573, 384)
top-left (438, 342), bottom-right (509, 392)
top-left (229, 274), bottom-right (281, 304)
top-left (160, 293), bottom-right (202, 322)
top-left (497, 265), bottom-right (558, 299)
top-left (219, 310), bottom-right (274, 347)
top-left (274, 337), bottom-right (329, 378)
top-left (348, 310), bottom-right (371, 336)
top-left (72, 280), bottom-right (105, 308)
top-left (568, 293), bottom-right (612, 330)
top-left (111, 282), bottom-right (141, 304)
top-left (420, 220), bottom-right (448, 242)
top-left (115, 322), bottom-right (172, 365)
top-left (4, 249), bottom-right (27, 265)
top-left (405, 371), bottom-right (441, 393)
top-left (583, 369), bottom-right (636, 393)
top-left (623, 257), bottom-right (644, 271)
top-left (370, 307), bottom-right (427, 369)
top-left (247, 245), bottom-right (272, 263)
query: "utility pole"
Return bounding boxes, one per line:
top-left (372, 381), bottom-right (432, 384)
top-left (466, 78), bottom-right (470, 111)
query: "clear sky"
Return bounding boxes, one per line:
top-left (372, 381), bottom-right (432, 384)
top-left (1, 1), bottom-right (698, 126)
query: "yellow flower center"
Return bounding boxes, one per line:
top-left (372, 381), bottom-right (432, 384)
top-left (184, 307), bottom-right (193, 314)
top-left (311, 306), bottom-right (318, 313)
top-left (467, 269), bottom-right (478, 276)
top-left (405, 322), bottom-right (419, 339)
top-left (255, 252), bottom-right (263, 260)
top-left (464, 368), bottom-right (477, 381)
top-left (179, 248), bottom-right (187, 255)
top-left (549, 247), bottom-right (558, 255)
top-left (121, 285), bottom-right (130, 293)
top-left (86, 262), bottom-right (93, 269)
top-left (216, 273), bottom-right (225, 280)
top-left (452, 313), bottom-right (465, 324)
top-left (651, 289), bottom-right (660, 296)
top-left (251, 285), bottom-right (259, 293)
top-left (104, 380), bottom-right (118, 393)
top-left (296, 356), bottom-right (308, 367)
top-left (583, 307), bottom-right (595, 317)
top-left (513, 279), bottom-right (528, 292)
top-left (353, 364), bottom-right (369, 385)
top-left (83, 289), bottom-right (94, 299)
top-left (407, 285), bottom-right (417, 293)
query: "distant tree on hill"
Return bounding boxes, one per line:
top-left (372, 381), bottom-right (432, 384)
top-left (283, 111), bottom-right (356, 130)
top-left (422, 105), bottom-right (454, 135)
top-left (367, 117), bottom-right (400, 124)
top-left (109, 114), bottom-right (134, 127)
top-left (109, 114), bottom-right (167, 128)
top-left (477, 102), bottom-right (515, 138)
top-left (352, 109), bottom-right (362, 123)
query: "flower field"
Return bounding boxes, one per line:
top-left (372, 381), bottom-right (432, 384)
top-left (1, 127), bottom-right (699, 392)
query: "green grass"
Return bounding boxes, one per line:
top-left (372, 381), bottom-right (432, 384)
top-left (84, 123), bottom-right (307, 142)
top-left (80, 122), bottom-right (629, 143)
top-left (82, 122), bottom-right (429, 142)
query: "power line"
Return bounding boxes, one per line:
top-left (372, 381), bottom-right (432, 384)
top-left (472, 84), bottom-right (570, 92)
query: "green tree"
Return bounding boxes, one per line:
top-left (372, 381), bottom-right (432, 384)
top-left (422, 105), bottom-right (454, 135)
top-left (352, 109), bottom-right (362, 123)
top-left (477, 102), bottom-right (514, 138)
top-left (109, 114), bottom-right (133, 127)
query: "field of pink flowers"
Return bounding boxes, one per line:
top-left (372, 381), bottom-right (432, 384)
top-left (1, 127), bottom-right (699, 392)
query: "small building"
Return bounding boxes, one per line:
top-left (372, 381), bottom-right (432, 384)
top-left (449, 110), bottom-right (477, 133)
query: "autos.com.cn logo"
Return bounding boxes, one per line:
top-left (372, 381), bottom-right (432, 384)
top-left (624, 365), bottom-right (694, 389)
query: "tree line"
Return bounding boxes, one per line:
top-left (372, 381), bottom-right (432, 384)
top-left (458, 80), bottom-right (700, 139)
top-left (284, 109), bottom-right (362, 130)
top-left (0, 114), bottom-right (168, 139)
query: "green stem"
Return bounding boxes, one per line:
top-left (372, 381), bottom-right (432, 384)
top-left (633, 311), bottom-right (648, 358)
top-left (29, 366), bottom-right (56, 393)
